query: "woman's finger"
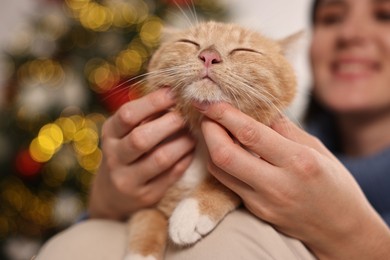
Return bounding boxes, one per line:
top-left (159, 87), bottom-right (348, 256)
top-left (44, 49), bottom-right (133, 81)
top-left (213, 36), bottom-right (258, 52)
top-left (207, 160), bottom-right (254, 198)
top-left (102, 88), bottom-right (175, 138)
top-left (142, 153), bottom-right (195, 203)
top-left (130, 133), bottom-right (195, 185)
top-left (196, 102), bottom-right (299, 167)
top-left (117, 111), bottom-right (187, 163)
top-left (201, 117), bottom-right (277, 187)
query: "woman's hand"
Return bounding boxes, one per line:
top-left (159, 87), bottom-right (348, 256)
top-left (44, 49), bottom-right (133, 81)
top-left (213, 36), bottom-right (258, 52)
top-left (195, 102), bottom-right (390, 259)
top-left (88, 88), bottom-right (195, 220)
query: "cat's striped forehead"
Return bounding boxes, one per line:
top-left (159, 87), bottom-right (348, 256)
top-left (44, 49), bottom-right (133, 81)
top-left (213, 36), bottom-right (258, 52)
top-left (180, 21), bottom-right (278, 53)
top-left (192, 22), bottom-right (251, 42)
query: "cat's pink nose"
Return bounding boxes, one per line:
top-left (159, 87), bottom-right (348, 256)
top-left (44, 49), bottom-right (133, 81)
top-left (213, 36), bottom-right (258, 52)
top-left (199, 49), bottom-right (222, 67)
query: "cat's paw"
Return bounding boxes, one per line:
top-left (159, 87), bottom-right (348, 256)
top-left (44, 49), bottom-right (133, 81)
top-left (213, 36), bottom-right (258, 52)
top-left (123, 253), bottom-right (157, 260)
top-left (169, 198), bottom-right (216, 246)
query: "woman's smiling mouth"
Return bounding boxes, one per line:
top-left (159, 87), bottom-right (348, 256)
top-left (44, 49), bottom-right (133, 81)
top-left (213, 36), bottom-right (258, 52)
top-left (331, 58), bottom-right (380, 80)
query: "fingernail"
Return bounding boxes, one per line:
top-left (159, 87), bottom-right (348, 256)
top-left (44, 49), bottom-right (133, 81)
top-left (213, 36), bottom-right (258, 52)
top-left (192, 101), bottom-right (210, 112)
top-left (165, 88), bottom-right (175, 100)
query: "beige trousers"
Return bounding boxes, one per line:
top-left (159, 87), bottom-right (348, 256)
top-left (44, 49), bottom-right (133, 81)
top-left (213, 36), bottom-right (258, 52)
top-left (36, 209), bottom-right (315, 260)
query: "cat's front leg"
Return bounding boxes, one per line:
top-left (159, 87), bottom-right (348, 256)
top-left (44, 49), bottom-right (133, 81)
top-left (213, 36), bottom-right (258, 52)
top-left (168, 175), bottom-right (241, 246)
top-left (125, 209), bottom-right (167, 260)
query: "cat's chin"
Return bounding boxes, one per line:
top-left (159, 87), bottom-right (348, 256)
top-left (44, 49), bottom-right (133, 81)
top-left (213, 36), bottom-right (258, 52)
top-left (183, 80), bottom-right (227, 103)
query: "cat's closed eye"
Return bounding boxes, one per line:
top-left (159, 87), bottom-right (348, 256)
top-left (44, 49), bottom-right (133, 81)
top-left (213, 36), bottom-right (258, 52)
top-left (177, 39), bottom-right (200, 48)
top-left (230, 48), bottom-right (263, 55)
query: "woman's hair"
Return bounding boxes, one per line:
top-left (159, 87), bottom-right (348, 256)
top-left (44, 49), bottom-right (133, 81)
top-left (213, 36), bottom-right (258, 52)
top-left (304, 0), bottom-right (329, 123)
top-left (311, 0), bottom-right (320, 24)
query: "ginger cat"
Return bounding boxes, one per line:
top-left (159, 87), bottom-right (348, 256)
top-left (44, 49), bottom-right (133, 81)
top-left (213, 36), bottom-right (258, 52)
top-left (125, 21), bottom-right (299, 260)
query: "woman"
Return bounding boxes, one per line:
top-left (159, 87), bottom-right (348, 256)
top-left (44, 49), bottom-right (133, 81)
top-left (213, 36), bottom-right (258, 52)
top-left (37, 0), bottom-right (390, 259)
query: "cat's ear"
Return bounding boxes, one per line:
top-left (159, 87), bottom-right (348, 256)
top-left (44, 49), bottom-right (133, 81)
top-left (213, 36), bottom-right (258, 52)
top-left (278, 30), bottom-right (307, 61)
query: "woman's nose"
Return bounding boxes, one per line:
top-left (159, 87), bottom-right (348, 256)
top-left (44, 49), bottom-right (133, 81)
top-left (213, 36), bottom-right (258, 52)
top-left (337, 12), bottom-right (371, 47)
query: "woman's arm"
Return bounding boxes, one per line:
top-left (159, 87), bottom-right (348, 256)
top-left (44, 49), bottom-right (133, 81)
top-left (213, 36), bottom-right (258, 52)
top-left (88, 88), bottom-right (195, 220)
top-left (195, 101), bottom-right (390, 259)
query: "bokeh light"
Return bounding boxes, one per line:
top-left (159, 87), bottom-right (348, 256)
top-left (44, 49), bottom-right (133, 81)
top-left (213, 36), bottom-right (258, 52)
top-left (17, 59), bottom-right (64, 87)
top-left (139, 17), bottom-right (163, 47)
top-left (15, 150), bottom-right (42, 178)
top-left (28, 113), bottom-right (105, 173)
top-left (111, 2), bottom-right (138, 27)
top-left (85, 59), bottom-right (120, 93)
top-left (65, 0), bottom-right (90, 13)
top-left (79, 3), bottom-right (113, 31)
top-left (65, 0), bottom-right (150, 31)
top-left (55, 117), bottom-right (77, 143)
top-left (72, 128), bottom-right (98, 156)
top-left (77, 148), bottom-right (102, 172)
top-left (29, 123), bottom-right (63, 163)
top-left (116, 49), bottom-right (143, 76)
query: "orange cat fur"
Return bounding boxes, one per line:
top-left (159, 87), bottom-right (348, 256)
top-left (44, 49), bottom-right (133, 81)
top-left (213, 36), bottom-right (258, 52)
top-left (125, 21), bottom-right (298, 260)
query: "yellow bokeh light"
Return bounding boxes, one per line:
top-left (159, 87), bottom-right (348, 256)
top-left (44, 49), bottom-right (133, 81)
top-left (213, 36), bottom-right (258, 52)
top-left (116, 49), bottom-right (143, 76)
top-left (37, 135), bottom-right (57, 155)
top-left (134, 1), bottom-right (150, 24)
top-left (128, 39), bottom-right (149, 59)
top-left (73, 128), bottom-right (99, 156)
top-left (93, 66), bottom-right (111, 85)
top-left (69, 115), bottom-right (86, 133)
top-left (56, 117), bottom-right (77, 142)
top-left (86, 60), bottom-right (119, 93)
top-left (112, 3), bottom-right (137, 27)
top-left (140, 17), bottom-right (163, 47)
top-left (79, 3), bottom-right (113, 31)
top-left (77, 148), bottom-right (102, 172)
top-left (28, 114), bottom-right (104, 166)
top-left (65, 0), bottom-right (91, 12)
top-left (83, 118), bottom-right (99, 133)
top-left (30, 123), bottom-right (64, 163)
top-left (39, 124), bottom-right (64, 149)
top-left (18, 59), bottom-right (64, 86)
top-left (66, 0), bottom-right (149, 30)
top-left (30, 138), bottom-right (54, 163)
top-left (93, 65), bottom-right (119, 91)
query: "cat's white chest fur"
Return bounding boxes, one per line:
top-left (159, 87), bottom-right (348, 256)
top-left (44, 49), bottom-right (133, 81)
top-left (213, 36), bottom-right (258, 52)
top-left (176, 137), bottom-right (209, 188)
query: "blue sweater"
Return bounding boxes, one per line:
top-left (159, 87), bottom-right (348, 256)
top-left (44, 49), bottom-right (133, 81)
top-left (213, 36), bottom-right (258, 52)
top-left (306, 112), bottom-right (390, 226)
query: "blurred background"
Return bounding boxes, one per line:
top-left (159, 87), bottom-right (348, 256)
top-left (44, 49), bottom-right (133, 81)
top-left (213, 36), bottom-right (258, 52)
top-left (0, 0), bottom-right (311, 259)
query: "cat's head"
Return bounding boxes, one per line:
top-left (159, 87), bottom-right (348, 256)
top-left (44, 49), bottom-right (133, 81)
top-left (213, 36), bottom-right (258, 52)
top-left (146, 21), bottom-right (298, 127)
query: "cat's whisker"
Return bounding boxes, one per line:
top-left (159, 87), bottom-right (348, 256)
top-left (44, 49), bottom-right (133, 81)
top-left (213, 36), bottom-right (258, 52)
top-left (222, 73), bottom-right (267, 105)
top-left (109, 67), bottom-right (183, 93)
top-left (224, 72), bottom-right (287, 124)
top-left (137, 65), bottom-right (197, 91)
top-left (186, 0), bottom-right (199, 25)
top-left (173, 0), bottom-right (195, 28)
top-left (228, 87), bottom-right (242, 112)
top-left (231, 73), bottom-right (282, 110)
top-left (166, 9), bottom-right (194, 29)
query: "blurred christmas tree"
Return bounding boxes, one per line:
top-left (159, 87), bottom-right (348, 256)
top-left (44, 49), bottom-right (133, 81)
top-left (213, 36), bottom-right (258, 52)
top-left (0, 0), bottom-right (227, 259)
